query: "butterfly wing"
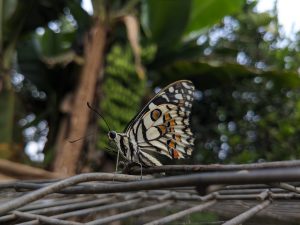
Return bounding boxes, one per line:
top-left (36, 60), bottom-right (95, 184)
top-left (125, 80), bottom-right (195, 166)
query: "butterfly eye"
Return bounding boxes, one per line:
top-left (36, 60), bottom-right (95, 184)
top-left (108, 131), bottom-right (117, 140)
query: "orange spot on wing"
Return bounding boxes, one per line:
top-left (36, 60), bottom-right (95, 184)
top-left (168, 140), bottom-right (176, 149)
top-left (151, 109), bottom-right (162, 121)
top-left (169, 127), bottom-right (175, 132)
top-left (175, 134), bottom-right (181, 141)
top-left (167, 119), bottom-right (176, 128)
top-left (173, 149), bottom-right (180, 159)
top-left (158, 125), bottom-right (167, 134)
top-left (164, 113), bottom-right (171, 121)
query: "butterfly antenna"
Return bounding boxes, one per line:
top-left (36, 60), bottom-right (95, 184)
top-left (86, 102), bottom-right (122, 181)
top-left (69, 102), bottom-right (110, 143)
top-left (87, 102), bottom-right (111, 132)
top-left (115, 146), bottom-right (120, 173)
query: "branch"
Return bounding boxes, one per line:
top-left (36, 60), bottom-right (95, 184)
top-left (127, 160), bottom-right (300, 174)
top-left (144, 200), bottom-right (216, 225)
top-left (86, 201), bottom-right (173, 225)
top-left (222, 200), bottom-right (271, 225)
top-left (0, 173), bottom-right (144, 216)
top-left (13, 198), bottom-right (142, 225)
top-left (270, 182), bottom-right (300, 194)
top-left (13, 211), bottom-right (83, 225)
top-left (2, 168), bottom-right (300, 216)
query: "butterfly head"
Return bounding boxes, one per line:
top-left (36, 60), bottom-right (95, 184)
top-left (108, 131), bottom-right (117, 140)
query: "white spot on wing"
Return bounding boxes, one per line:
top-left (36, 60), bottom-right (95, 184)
top-left (182, 82), bottom-right (192, 89)
top-left (140, 151), bottom-right (162, 166)
top-left (186, 148), bottom-right (193, 155)
top-left (146, 127), bottom-right (160, 140)
top-left (162, 94), bottom-right (169, 101)
top-left (137, 125), bottom-right (144, 140)
top-left (169, 87), bottom-right (174, 93)
top-left (149, 140), bottom-right (172, 158)
top-left (143, 114), bottom-right (153, 129)
top-left (175, 94), bottom-right (183, 100)
top-left (149, 103), bottom-right (156, 109)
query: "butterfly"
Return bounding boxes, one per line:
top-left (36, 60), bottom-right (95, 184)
top-left (108, 80), bottom-right (195, 166)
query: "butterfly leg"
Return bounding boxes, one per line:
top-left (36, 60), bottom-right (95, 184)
top-left (134, 150), bottom-right (143, 180)
top-left (112, 147), bottom-right (121, 182)
top-left (136, 161), bottom-right (143, 180)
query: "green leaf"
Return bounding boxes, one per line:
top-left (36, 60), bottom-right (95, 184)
top-left (231, 150), bottom-right (257, 163)
top-left (185, 0), bottom-right (244, 35)
top-left (67, 0), bottom-right (91, 32)
top-left (2, 0), bottom-right (18, 21)
top-left (3, 0), bottom-right (66, 43)
top-left (36, 28), bottom-right (75, 57)
top-left (17, 37), bottom-right (51, 92)
top-left (157, 60), bottom-right (300, 89)
top-left (141, 0), bottom-right (192, 48)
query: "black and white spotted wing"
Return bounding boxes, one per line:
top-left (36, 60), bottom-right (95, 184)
top-left (108, 80), bottom-right (195, 166)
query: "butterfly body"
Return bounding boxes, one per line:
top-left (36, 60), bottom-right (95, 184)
top-left (108, 80), bottom-right (195, 166)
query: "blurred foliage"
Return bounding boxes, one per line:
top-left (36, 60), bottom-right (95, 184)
top-left (192, 72), bottom-right (300, 163)
top-left (2, 0), bottom-right (66, 40)
top-left (190, 2), bottom-right (300, 163)
top-left (148, 1), bottom-right (300, 163)
top-left (195, 1), bottom-right (300, 72)
top-left (185, 0), bottom-right (244, 35)
top-left (97, 44), bottom-right (146, 151)
top-left (14, 12), bottom-right (82, 164)
top-left (0, 0), bottom-right (68, 161)
top-left (97, 43), bottom-right (156, 154)
top-left (141, 0), bottom-right (192, 48)
top-left (188, 211), bottom-right (219, 224)
top-left (1, 0), bottom-right (300, 169)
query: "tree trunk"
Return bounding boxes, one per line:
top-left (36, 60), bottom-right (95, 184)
top-left (53, 20), bottom-right (107, 175)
